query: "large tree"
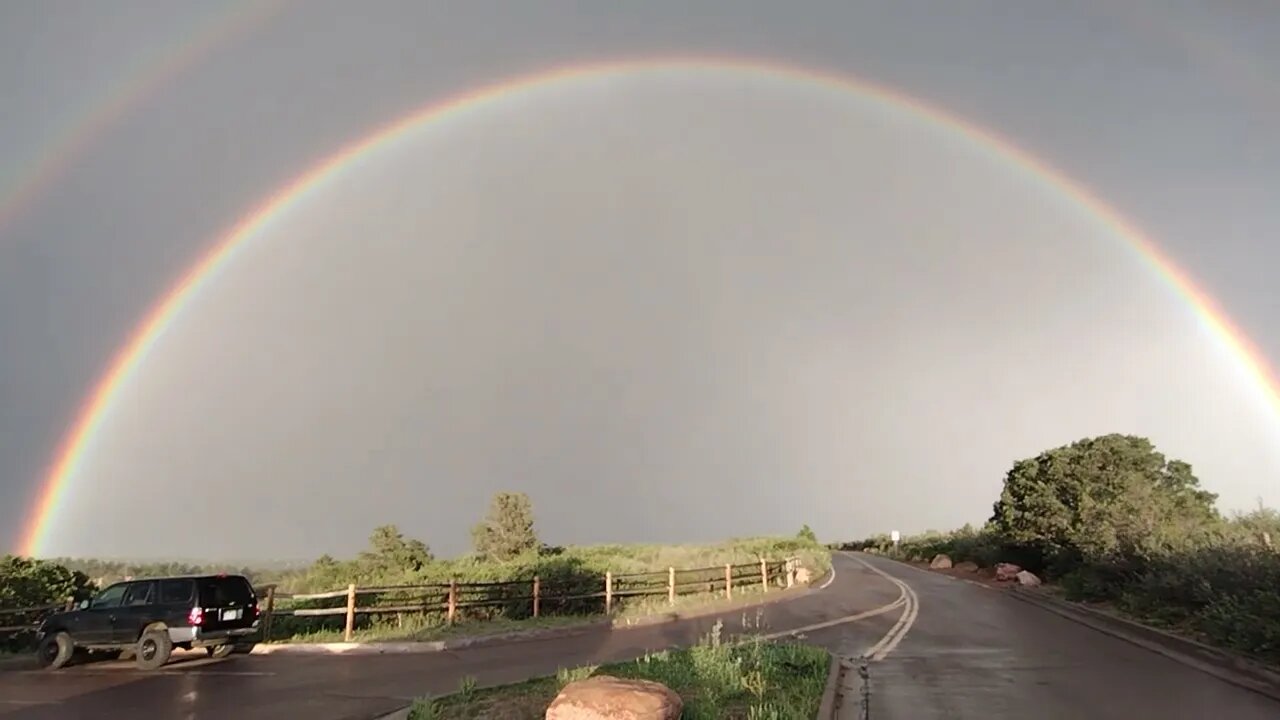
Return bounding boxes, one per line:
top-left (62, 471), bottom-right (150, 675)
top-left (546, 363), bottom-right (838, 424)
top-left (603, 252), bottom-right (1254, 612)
top-left (0, 555), bottom-right (95, 608)
top-left (356, 525), bottom-right (433, 576)
top-left (989, 434), bottom-right (1220, 567)
top-left (472, 491), bottom-right (539, 561)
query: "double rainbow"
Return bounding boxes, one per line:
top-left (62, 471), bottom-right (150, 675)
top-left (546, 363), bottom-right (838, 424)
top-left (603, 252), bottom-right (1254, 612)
top-left (18, 57), bottom-right (1279, 556)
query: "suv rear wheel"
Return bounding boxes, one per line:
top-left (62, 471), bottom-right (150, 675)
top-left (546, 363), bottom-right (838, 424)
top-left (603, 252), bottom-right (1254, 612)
top-left (135, 629), bottom-right (173, 671)
top-left (36, 631), bottom-right (74, 670)
top-left (207, 644), bottom-right (234, 659)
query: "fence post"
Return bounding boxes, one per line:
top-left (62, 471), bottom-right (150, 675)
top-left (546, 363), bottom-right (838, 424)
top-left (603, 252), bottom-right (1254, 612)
top-left (533, 576), bottom-right (541, 619)
top-left (343, 584), bottom-right (356, 643)
top-left (725, 564), bottom-right (732, 600)
top-left (447, 579), bottom-right (457, 626)
top-left (668, 567), bottom-right (675, 606)
top-left (263, 586), bottom-right (276, 641)
top-left (786, 558), bottom-right (795, 588)
top-left (605, 571), bottom-right (613, 615)
top-left (760, 558), bottom-right (768, 594)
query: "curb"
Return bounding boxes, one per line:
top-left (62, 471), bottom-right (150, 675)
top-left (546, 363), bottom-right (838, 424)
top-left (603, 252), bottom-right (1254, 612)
top-left (1007, 585), bottom-right (1280, 703)
top-left (815, 653), bottom-right (851, 719)
top-left (252, 582), bottom-right (821, 657)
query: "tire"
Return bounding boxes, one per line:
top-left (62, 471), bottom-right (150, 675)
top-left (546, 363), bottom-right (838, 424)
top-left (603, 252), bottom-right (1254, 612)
top-left (35, 631), bottom-right (74, 671)
top-left (207, 644), bottom-right (234, 659)
top-left (134, 629), bottom-right (173, 671)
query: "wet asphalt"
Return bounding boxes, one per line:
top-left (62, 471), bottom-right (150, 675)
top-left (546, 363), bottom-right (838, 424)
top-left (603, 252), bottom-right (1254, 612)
top-left (2, 552), bottom-right (1277, 719)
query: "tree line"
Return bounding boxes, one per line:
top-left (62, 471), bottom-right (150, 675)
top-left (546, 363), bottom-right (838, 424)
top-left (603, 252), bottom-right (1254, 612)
top-left (1, 491), bottom-right (543, 607)
top-left (843, 433), bottom-right (1280, 664)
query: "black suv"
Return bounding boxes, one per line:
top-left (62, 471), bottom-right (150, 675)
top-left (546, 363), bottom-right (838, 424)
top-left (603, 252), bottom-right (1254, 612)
top-left (35, 573), bottom-right (261, 670)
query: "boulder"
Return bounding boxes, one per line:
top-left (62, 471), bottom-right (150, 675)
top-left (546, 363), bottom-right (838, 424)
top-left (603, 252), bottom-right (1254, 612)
top-left (994, 563), bottom-right (1022, 582)
top-left (929, 554), bottom-right (953, 569)
top-left (954, 561), bottom-right (979, 573)
top-left (1015, 570), bottom-right (1042, 587)
top-left (546, 675), bottom-right (682, 720)
top-left (795, 566), bottom-right (812, 585)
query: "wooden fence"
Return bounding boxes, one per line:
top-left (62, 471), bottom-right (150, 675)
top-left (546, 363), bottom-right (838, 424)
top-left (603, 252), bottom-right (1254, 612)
top-left (0, 601), bottom-right (74, 645)
top-left (1, 557), bottom-right (801, 645)
top-left (260, 557), bottom-right (800, 642)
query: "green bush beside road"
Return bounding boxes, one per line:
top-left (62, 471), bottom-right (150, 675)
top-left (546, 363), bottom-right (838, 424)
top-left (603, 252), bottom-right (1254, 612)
top-left (841, 433), bottom-right (1280, 665)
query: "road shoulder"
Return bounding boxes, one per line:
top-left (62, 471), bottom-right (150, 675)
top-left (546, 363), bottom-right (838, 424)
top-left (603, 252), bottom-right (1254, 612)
top-left (864, 552), bottom-right (1280, 704)
top-left (1007, 584), bottom-right (1280, 703)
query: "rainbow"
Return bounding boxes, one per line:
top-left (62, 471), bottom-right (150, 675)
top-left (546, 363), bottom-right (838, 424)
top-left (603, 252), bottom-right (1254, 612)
top-left (18, 56), bottom-right (1280, 556)
top-left (0, 0), bottom-right (289, 238)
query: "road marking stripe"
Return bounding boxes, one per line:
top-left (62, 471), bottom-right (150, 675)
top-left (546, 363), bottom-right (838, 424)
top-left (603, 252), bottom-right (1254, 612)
top-left (817, 561), bottom-right (837, 590)
top-left (758, 595), bottom-right (906, 640)
top-left (848, 554), bottom-right (920, 661)
top-left (758, 557), bottom-right (905, 640)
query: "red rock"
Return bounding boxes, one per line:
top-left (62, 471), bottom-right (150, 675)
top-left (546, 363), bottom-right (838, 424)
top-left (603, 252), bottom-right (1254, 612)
top-left (995, 563), bottom-right (1022, 582)
top-left (545, 675), bottom-right (682, 720)
top-left (1015, 570), bottom-right (1042, 587)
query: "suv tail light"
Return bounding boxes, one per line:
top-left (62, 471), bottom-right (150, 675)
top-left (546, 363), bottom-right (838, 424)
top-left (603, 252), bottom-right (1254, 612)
top-left (188, 607), bottom-right (204, 626)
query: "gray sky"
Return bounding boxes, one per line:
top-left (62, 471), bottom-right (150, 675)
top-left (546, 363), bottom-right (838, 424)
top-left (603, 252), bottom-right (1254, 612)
top-left (2, 1), bottom-right (1278, 560)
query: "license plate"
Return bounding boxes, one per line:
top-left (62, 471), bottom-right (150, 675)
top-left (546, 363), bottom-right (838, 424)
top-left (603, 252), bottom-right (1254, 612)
top-left (221, 608), bottom-right (241, 621)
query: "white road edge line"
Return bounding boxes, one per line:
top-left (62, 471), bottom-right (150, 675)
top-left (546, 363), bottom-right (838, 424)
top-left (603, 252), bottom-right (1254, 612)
top-left (758, 556), bottom-right (903, 640)
top-left (849, 554), bottom-right (920, 661)
top-left (817, 559), bottom-right (837, 590)
top-left (759, 595), bottom-right (907, 641)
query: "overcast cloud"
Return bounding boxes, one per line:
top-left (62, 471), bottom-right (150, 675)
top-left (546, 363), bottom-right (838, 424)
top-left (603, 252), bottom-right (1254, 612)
top-left (2, 1), bottom-right (1278, 559)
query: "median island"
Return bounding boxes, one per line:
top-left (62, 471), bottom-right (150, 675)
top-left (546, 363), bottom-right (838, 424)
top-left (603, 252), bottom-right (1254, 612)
top-left (407, 620), bottom-right (831, 719)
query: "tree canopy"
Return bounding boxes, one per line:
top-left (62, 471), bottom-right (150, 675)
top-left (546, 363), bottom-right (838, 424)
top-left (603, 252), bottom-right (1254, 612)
top-left (357, 524), bottom-right (433, 576)
top-left (989, 433), bottom-right (1220, 567)
top-left (0, 555), bottom-right (95, 608)
top-left (472, 491), bottom-right (539, 561)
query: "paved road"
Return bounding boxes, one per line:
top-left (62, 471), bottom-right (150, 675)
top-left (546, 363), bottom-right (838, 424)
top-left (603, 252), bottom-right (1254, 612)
top-left (805, 554), bottom-right (1280, 719)
top-left (4, 552), bottom-right (1279, 719)
top-left (0, 554), bottom-right (895, 719)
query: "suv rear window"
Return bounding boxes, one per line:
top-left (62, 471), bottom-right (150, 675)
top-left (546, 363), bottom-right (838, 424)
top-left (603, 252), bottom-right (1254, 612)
top-left (159, 579), bottom-right (194, 604)
top-left (198, 577), bottom-right (255, 607)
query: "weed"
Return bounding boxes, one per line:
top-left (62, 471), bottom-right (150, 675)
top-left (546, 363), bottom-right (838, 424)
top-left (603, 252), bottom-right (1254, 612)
top-left (555, 664), bottom-right (597, 688)
top-left (407, 696), bottom-right (439, 720)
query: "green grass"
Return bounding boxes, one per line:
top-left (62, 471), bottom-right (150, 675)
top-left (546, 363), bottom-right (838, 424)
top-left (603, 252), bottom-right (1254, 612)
top-left (270, 536), bottom-right (830, 644)
top-left (407, 621), bottom-right (831, 719)
top-left (279, 536), bottom-right (830, 595)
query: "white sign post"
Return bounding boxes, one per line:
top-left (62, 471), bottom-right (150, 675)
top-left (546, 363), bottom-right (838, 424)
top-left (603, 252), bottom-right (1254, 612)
top-left (890, 530), bottom-right (900, 546)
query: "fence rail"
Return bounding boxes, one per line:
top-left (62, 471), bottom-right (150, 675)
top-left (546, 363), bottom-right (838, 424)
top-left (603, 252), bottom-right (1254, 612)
top-left (259, 557), bottom-right (800, 642)
top-left (2, 557), bottom-right (802, 645)
top-left (0, 602), bottom-right (74, 638)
